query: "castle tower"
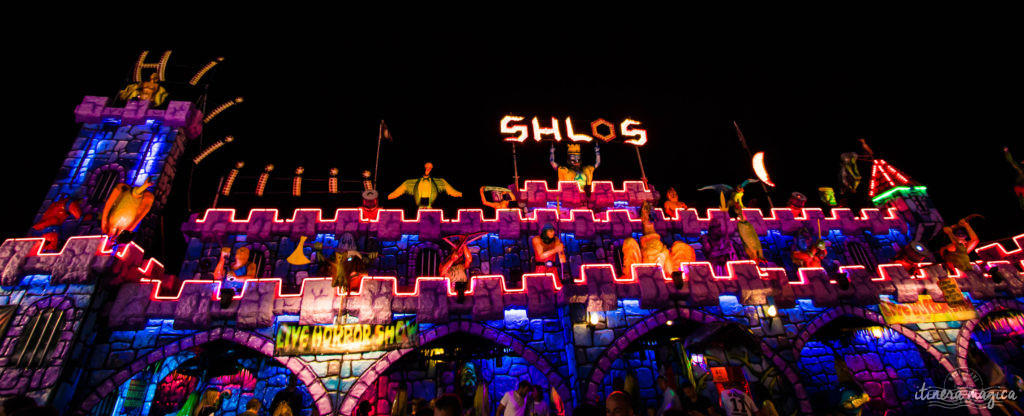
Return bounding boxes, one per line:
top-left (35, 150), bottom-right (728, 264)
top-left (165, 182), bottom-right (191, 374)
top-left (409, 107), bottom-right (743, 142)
top-left (0, 52), bottom-right (219, 410)
top-left (867, 158), bottom-right (944, 242)
top-left (28, 51), bottom-right (204, 251)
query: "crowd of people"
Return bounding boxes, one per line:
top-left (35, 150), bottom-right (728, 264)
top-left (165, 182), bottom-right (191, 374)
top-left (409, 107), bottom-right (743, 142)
top-left (592, 379), bottom-right (772, 416)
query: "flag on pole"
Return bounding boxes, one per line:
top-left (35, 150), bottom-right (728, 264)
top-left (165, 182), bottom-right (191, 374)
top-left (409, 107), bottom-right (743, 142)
top-left (381, 120), bottom-right (393, 141)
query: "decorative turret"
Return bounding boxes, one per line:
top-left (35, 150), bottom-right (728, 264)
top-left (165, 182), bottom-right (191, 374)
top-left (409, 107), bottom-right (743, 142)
top-left (868, 159), bottom-right (944, 241)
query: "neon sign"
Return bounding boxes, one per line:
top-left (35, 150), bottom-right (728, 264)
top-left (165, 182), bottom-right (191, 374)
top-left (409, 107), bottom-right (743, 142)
top-left (501, 115), bottom-right (647, 146)
top-left (274, 319), bottom-right (418, 355)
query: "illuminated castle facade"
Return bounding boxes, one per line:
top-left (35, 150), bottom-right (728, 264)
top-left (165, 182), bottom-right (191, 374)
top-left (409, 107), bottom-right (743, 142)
top-left (1, 54), bottom-right (1023, 416)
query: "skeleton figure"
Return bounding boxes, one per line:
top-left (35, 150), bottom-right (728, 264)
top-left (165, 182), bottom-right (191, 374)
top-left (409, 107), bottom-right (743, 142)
top-left (621, 202), bottom-right (695, 277)
top-left (838, 152), bottom-right (862, 196)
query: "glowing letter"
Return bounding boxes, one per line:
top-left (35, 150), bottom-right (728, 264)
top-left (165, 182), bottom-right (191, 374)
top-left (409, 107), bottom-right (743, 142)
top-left (565, 117), bottom-right (593, 142)
top-left (532, 117), bottom-right (563, 142)
top-left (310, 326), bottom-right (323, 350)
top-left (299, 326), bottom-right (310, 350)
top-left (501, 115), bottom-right (529, 142)
top-left (591, 119), bottom-right (617, 142)
top-left (276, 325), bottom-right (289, 350)
top-left (621, 119), bottom-right (647, 146)
top-left (384, 325), bottom-right (395, 345)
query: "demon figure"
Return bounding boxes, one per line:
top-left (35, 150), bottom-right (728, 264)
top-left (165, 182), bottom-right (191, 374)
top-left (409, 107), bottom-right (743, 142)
top-left (101, 180), bottom-right (155, 241)
top-left (440, 232), bottom-right (485, 286)
top-left (31, 195), bottom-right (82, 251)
top-left (317, 233), bottom-right (379, 294)
top-left (388, 162), bottom-right (462, 209)
top-left (787, 192), bottom-right (807, 217)
top-left (662, 187), bottom-right (688, 219)
top-left (533, 224), bottom-right (567, 280)
top-left (939, 216), bottom-right (981, 274)
top-left (550, 142), bottom-right (600, 188)
top-left (702, 207), bottom-right (739, 274)
top-left (622, 202), bottom-right (695, 277)
top-left (1005, 147), bottom-right (1024, 210)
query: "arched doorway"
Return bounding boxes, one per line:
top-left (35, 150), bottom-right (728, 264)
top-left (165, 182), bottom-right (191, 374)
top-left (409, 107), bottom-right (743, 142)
top-left (583, 307), bottom-right (807, 416)
top-left (955, 299), bottom-right (1024, 389)
top-left (79, 328), bottom-right (332, 416)
top-left (792, 305), bottom-right (961, 415)
top-left (339, 321), bottom-right (571, 416)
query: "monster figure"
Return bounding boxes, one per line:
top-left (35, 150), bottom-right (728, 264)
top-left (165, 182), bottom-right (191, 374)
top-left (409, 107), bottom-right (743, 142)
top-left (939, 216), bottom-right (981, 274)
top-left (621, 202), bottom-right (695, 277)
top-left (837, 152), bottom-right (861, 196)
top-left (480, 186), bottom-right (516, 213)
top-left (118, 73), bottom-right (168, 106)
top-left (697, 179), bottom-right (759, 218)
top-left (317, 233), bottom-right (379, 293)
top-left (533, 224), bottom-right (567, 279)
top-left (818, 187), bottom-right (839, 210)
top-left (791, 239), bottom-right (828, 268)
top-left (440, 232), bottom-right (486, 286)
top-left (663, 187), bottom-right (688, 219)
top-left (1005, 147), bottom-right (1024, 210)
top-left (550, 143), bottom-right (600, 188)
top-left (31, 195), bottom-right (82, 250)
top-left (213, 246), bottom-right (257, 279)
top-left (101, 181), bottom-right (155, 240)
top-left (701, 202), bottom-right (739, 274)
top-left (786, 192), bottom-right (807, 217)
top-left (360, 190), bottom-right (380, 220)
top-left (388, 162), bottom-right (462, 209)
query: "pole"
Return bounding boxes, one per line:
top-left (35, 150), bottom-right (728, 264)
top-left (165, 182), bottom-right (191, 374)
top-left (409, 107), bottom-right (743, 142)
top-left (512, 142), bottom-right (520, 189)
top-left (374, 120), bottom-right (383, 190)
top-left (634, 146), bottom-right (648, 187)
top-left (733, 121), bottom-right (775, 209)
top-left (211, 176), bottom-right (224, 209)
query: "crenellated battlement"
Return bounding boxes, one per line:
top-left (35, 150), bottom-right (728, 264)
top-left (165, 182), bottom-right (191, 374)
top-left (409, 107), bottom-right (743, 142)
top-left (90, 233), bottom-right (1024, 331)
top-left (183, 206), bottom-right (907, 242)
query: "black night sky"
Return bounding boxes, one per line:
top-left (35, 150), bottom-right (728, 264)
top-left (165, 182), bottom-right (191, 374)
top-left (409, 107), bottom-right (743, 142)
top-left (3, 27), bottom-right (1021, 271)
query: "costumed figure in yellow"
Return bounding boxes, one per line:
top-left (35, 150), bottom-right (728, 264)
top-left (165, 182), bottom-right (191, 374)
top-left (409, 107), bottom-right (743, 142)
top-left (388, 162), bottom-right (462, 208)
top-left (621, 202), bottom-right (695, 277)
top-left (550, 143), bottom-right (599, 189)
top-left (118, 73), bottom-right (168, 107)
top-left (101, 180), bottom-right (155, 240)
